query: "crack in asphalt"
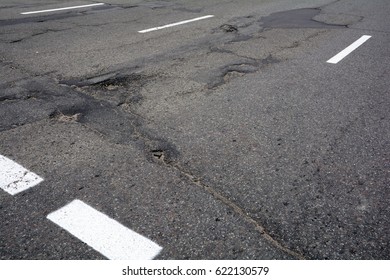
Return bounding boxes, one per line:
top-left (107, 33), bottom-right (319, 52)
top-left (150, 152), bottom-right (306, 259)
top-left (0, 94), bottom-right (36, 103)
top-left (8, 28), bottom-right (73, 43)
top-left (1, 69), bottom-right (306, 258)
top-left (53, 11), bottom-right (332, 94)
top-left (204, 55), bottom-right (280, 90)
top-left (0, 1), bottom-right (202, 28)
top-left (1, 1), bottom-right (382, 259)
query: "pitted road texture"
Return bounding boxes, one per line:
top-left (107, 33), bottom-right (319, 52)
top-left (0, 0), bottom-right (389, 260)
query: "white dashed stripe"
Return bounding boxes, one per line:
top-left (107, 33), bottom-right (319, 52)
top-left (138, 15), bottom-right (215, 33)
top-left (327, 35), bottom-right (371, 64)
top-left (47, 199), bottom-right (162, 260)
top-left (0, 155), bottom-right (43, 195)
top-left (21, 3), bottom-right (105, 15)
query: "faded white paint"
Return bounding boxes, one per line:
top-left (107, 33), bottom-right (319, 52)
top-left (0, 155), bottom-right (43, 195)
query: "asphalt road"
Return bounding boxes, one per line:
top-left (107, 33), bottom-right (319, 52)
top-left (0, 0), bottom-right (389, 260)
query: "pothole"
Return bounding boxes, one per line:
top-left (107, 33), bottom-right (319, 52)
top-left (92, 73), bottom-right (146, 90)
top-left (148, 141), bottom-right (179, 164)
top-left (50, 111), bottom-right (82, 123)
top-left (65, 72), bottom-right (154, 107)
top-left (220, 24), bottom-right (238, 33)
top-left (151, 149), bottom-right (165, 161)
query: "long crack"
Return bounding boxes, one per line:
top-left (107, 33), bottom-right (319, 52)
top-left (153, 153), bottom-right (306, 260)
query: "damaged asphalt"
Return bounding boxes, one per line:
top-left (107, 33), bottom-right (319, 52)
top-left (0, 0), bottom-right (389, 260)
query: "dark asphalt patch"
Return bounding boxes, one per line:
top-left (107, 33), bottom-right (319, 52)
top-left (0, 76), bottom-right (179, 163)
top-left (0, 13), bottom-right (79, 27)
top-left (260, 8), bottom-right (347, 29)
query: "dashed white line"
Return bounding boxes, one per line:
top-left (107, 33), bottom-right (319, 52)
top-left (20, 3), bottom-right (105, 15)
top-left (47, 199), bottom-right (162, 260)
top-left (0, 155), bottom-right (43, 195)
top-left (327, 35), bottom-right (372, 64)
top-left (138, 15), bottom-right (215, 33)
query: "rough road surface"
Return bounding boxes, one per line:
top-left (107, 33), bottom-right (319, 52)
top-left (0, 0), bottom-right (389, 260)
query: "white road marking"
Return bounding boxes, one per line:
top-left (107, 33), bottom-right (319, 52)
top-left (20, 3), bottom-right (105, 15)
top-left (0, 155), bottom-right (43, 195)
top-left (327, 35), bottom-right (372, 64)
top-left (47, 199), bottom-right (162, 260)
top-left (138, 15), bottom-right (215, 33)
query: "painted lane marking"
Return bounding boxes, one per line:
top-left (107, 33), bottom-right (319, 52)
top-left (47, 199), bottom-right (162, 260)
top-left (327, 35), bottom-right (371, 64)
top-left (0, 155), bottom-right (43, 195)
top-left (138, 15), bottom-right (215, 33)
top-left (20, 3), bottom-right (105, 15)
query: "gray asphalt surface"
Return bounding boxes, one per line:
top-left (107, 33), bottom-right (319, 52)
top-left (0, 0), bottom-right (389, 260)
